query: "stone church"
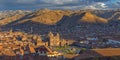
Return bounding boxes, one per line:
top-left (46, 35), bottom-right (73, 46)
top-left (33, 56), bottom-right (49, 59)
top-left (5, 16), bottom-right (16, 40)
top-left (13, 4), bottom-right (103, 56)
top-left (48, 32), bottom-right (67, 47)
top-left (36, 32), bottom-right (68, 47)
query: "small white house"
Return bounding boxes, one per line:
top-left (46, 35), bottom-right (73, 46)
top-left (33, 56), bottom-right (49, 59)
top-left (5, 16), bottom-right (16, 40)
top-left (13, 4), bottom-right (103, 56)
top-left (107, 39), bottom-right (120, 44)
top-left (87, 37), bottom-right (98, 41)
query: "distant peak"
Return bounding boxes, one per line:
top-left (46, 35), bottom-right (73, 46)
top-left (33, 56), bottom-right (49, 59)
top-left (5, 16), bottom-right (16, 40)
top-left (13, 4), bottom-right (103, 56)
top-left (41, 8), bottom-right (50, 10)
top-left (35, 8), bottom-right (51, 13)
top-left (83, 12), bottom-right (93, 15)
top-left (80, 12), bottom-right (107, 23)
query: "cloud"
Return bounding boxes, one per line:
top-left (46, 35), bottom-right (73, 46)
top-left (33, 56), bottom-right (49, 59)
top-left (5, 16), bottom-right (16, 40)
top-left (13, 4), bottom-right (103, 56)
top-left (104, 0), bottom-right (120, 9)
top-left (17, 0), bottom-right (35, 3)
top-left (95, 2), bottom-right (107, 8)
top-left (0, 0), bottom-right (119, 10)
top-left (83, 2), bottom-right (107, 10)
top-left (93, 0), bottom-right (110, 2)
top-left (40, 0), bottom-right (80, 5)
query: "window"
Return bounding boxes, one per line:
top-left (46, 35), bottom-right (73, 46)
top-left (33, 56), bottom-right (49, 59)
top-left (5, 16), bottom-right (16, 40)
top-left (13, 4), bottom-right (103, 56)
top-left (44, 51), bottom-right (46, 53)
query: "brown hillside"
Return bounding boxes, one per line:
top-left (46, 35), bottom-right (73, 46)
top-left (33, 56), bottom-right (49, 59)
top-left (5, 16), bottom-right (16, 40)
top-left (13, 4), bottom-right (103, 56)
top-left (0, 10), bottom-right (108, 26)
top-left (0, 9), bottom-right (73, 26)
top-left (1, 10), bottom-right (120, 26)
top-left (92, 48), bottom-right (120, 56)
top-left (80, 12), bottom-right (108, 23)
top-left (29, 9), bottom-right (73, 25)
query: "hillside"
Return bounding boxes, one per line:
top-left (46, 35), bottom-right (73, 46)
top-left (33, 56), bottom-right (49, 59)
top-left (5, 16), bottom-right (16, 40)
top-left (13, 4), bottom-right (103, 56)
top-left (0, 10), bottom-right (31, 20)
top-left (0, 9), bottom-right (120, 40)
top-left (0, 9), bottom-right (73, 26)
top-left (0, 9), bottom-right (108, 26)
top-left (80, 12), bottom-right (107, 23)
top-left (1, 9), bottom-right (120, 26)
top-left (27, 9), bottom-right (73, 25)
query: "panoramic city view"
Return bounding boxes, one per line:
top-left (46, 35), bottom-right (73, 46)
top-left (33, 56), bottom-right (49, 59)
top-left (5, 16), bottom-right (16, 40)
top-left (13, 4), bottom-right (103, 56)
top-left (0, 0), bottom-right (120, 60)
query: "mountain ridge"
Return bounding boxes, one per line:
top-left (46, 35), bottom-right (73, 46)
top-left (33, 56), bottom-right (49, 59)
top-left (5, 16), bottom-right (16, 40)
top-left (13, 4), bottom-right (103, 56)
top-left (1, 9), bottom-right (120, 26)
top-left (0, 9), bottom-right (120, 39)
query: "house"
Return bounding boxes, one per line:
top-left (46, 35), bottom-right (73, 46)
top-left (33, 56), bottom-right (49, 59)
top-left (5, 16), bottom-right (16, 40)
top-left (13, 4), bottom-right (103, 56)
top-left (21, 45), bottom-right (30, 55)
top-left (14, 48), bottom-right (25, 56)
top-left (107, 39), bottom-right (120, 44)
top-left (14, 49), bottom-right (21, 55)
top-left (79, 40), bottom-right (89, 44)
top-left (0, 43), bottom-right (3, 50)
top-left (29, 46), bottom-right (36, 54)
top-left (86, 37), bottom-right (98, 41)
top-left (35, 45), bottom-right (63, 58)
top-left (35, 46), bottom-right (53, 56)
top-left (0, 44), bottom-right (3, 55)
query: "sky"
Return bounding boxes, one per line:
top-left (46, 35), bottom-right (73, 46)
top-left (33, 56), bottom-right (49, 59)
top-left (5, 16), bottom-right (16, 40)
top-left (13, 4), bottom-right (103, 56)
top-left (0, 0), bottom-right (120, 10)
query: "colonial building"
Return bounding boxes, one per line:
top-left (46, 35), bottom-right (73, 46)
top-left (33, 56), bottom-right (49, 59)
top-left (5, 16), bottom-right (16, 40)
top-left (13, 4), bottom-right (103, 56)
top-left (48, 32), bottom-right (67, 47)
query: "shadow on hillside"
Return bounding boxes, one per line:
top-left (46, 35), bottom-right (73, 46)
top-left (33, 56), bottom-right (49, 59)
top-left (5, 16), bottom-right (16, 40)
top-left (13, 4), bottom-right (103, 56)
top-left (4, 13), bottom-right (33, 27)
top-left (3, 14), bottom-right (86, 40)
top-left (5, 20), bottom-right (53, 35)
top-left (56, 12), bottom-right (88, 27)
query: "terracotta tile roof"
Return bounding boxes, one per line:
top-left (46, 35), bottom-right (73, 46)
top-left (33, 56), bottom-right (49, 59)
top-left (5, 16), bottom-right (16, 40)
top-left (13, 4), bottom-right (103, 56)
top-left (29, 46), bottom-right (35, 53)
top-left (0, 45), bottom-right (3, 51)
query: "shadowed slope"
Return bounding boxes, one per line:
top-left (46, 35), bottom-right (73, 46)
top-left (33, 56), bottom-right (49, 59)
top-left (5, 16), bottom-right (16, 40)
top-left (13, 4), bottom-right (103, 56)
top-left (0, 14), bottom-right (25, 25)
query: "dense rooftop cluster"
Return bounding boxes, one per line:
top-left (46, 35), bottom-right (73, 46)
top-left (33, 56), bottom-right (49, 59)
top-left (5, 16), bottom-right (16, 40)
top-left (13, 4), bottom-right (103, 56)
top-left (0, 30), bottom-right (41, 56)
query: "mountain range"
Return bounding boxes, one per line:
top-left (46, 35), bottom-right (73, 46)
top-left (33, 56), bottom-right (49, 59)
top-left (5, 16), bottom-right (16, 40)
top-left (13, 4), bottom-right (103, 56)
top-left (0, 9), bottom-right (120, 40)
